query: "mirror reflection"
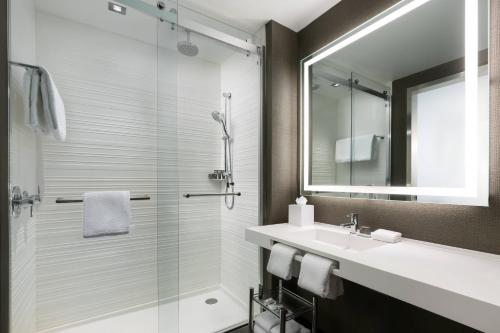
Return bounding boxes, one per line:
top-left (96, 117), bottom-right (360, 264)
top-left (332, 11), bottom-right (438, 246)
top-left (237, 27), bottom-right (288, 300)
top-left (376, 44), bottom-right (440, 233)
top-left (305, 0), bottom-right (489, 204)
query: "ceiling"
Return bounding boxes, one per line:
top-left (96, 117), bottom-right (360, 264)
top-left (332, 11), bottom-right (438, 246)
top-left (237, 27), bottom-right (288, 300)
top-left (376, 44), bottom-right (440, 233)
top-left (180, 0), bottom-right (342, 33)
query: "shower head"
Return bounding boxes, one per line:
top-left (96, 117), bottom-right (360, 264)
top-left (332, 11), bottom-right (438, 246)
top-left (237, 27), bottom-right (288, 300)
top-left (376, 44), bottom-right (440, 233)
top-left (177, 31), bottom-right (199, 57)
top-left (211, 111), bottom-right (230, 139)
top-left (211, 111), bottom-right (225, 124)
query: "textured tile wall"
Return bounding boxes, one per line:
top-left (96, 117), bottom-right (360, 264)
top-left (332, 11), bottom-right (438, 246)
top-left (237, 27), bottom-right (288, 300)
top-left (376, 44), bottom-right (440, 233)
top-left (220, 52), bottom-right (261, 305)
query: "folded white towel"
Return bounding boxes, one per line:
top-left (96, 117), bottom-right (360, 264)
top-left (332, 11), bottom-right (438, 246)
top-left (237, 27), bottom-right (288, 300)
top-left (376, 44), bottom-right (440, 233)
top-left (335, 134), bottom-right (376, 163)
top-left (253, 324), bottom-right (267, 333)
top-left (371, 229), bottom-right (402, 243)
top-left (39, 66), bottom-right (66, 141)
top-left (298, 254), bottom-right (343, 299)
top-left (83, 191), bottom-right (131, 238)
top-left (267, 243), bottom-right (298, 280)
top-left (270, 320), bottom-right (304, 333)
top-left (255, 311), bottom-right (280, 332)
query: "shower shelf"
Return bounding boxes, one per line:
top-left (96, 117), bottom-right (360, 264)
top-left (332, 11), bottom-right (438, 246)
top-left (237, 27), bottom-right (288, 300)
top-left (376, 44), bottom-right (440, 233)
top-left (208, 170), bottom-right (227, 180)
top-left (248, 281), bottom-right (317, 333)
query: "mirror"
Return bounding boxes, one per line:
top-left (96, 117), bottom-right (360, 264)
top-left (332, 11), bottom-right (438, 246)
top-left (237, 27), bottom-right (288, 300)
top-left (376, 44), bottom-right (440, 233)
top-left (301, 0), bottom-right (489, 205)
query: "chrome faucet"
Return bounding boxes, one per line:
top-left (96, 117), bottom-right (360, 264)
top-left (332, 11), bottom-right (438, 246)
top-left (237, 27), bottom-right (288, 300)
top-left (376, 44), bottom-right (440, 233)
top-left (340, 213), bottom-right (359, 234)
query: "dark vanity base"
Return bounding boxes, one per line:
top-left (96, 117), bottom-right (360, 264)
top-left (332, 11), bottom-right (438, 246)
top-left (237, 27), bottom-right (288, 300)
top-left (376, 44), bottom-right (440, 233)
top-left (278, 277), bottom-right (480, 333)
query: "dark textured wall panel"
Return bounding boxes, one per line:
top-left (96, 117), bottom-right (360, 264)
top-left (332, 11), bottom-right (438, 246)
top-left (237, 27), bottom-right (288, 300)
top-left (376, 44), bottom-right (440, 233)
top-left (264, 21), bottom-right (299, 226)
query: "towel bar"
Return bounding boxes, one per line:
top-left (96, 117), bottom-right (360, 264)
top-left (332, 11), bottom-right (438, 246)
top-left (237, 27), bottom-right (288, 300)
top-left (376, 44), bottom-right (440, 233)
top-left (183, 192), bottom-right (241, 198)
top-left (9, 61), bottom-right (41, 70)
top-left (56, 195), bottom-right (150, 203)
top-left (294, 253), bottom-right (340, 275)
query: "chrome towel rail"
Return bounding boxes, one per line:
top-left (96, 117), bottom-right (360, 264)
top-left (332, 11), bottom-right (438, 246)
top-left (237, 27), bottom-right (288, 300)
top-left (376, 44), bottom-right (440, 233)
top-left (56, 195), bottom-right (150, 203)
top-left (183, 192), bottom-right (241, 198)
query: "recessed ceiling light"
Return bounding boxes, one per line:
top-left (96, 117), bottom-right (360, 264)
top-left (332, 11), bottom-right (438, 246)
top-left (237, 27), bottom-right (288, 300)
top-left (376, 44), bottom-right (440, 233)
top-left (108, 2), bottom-right (126, 15)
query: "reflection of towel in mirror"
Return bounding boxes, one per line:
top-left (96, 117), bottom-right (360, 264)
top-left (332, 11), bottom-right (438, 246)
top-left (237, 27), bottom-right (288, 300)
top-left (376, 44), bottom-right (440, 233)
top-left (335, 134), bottom-right (375, 163)
top-left (23, 67), bottom-right (66, 141)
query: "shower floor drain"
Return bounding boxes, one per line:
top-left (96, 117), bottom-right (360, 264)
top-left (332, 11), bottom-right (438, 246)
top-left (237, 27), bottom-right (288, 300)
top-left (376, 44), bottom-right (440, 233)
top-left (205, 298), bottom-right (218, 305)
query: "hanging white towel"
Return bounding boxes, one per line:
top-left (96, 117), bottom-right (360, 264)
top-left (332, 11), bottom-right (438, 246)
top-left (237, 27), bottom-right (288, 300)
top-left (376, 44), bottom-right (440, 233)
top-left (335, 134), bottom-right (376, 163)
top-left (334, 137), bottom-right (351, 163)
top-left (254, 311), bottom-right (280, 332)
top-left (298, 254), bottom-right (343, 299)
top-left (267, 243), bottom-right (298, 280)
top-left (39, 66), bottom-right (66, 141)
top-left (23, 69), bottom-right (48, 134)
top-left (83, 191), bottom-right (131, 238)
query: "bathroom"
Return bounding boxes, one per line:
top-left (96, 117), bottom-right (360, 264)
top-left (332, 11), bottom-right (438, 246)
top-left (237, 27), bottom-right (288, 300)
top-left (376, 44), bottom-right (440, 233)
top-left (0, 0), bottom-right (498, 332)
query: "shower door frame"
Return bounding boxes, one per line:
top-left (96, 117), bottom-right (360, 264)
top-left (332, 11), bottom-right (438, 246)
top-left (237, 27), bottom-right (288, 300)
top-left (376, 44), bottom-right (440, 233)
top-left (0, 0), bottom-right (10, 332)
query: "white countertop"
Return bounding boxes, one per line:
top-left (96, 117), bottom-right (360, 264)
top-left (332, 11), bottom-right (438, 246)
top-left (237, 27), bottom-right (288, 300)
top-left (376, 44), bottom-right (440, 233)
top-left (245, 223), bottom-right (500, 332)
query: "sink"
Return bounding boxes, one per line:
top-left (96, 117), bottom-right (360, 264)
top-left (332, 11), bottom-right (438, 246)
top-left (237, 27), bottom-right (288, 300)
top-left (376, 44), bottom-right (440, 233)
top-left (289, 225), bottom-right (386, 252)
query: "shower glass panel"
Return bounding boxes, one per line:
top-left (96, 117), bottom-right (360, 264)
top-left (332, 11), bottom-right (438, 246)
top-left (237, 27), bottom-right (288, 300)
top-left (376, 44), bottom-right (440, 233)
top-left (350, 72), bottom-right (391, 198)
top-left (165, 15), bottom-right (262, 331)
top-left (8, 1), bottom-right (179, 332)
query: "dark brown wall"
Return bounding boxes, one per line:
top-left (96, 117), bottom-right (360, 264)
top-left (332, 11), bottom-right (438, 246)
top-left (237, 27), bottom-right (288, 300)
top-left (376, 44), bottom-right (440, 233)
top-left (0, 0), bottom-right (9, 331)
top-left (266, 0), bottom-right (500, 255)
top-left (263, 21), bottom-right (299, 226)
top-left (263, 0), bottom-right (499, 331)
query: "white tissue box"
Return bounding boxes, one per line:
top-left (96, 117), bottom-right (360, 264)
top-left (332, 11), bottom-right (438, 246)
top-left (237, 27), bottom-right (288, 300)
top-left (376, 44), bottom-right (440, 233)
top-left (288, 205), bottom-right (314, 227)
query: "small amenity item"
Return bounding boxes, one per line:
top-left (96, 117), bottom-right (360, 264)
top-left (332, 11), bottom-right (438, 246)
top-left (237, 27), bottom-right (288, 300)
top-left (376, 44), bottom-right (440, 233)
top-left (289, 196), bottom-right (314, 227)
top-left (371, 229), bottom-right (402, 243)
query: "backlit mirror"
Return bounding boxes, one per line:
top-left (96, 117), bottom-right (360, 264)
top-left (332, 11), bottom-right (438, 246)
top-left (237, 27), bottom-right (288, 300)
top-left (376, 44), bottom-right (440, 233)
top-left (301, 0), bottom-right (489, 205)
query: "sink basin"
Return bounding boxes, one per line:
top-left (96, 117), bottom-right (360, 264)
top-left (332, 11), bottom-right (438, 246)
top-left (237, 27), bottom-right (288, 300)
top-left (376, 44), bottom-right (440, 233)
top-left (289, 226), bottom-right (385, 252)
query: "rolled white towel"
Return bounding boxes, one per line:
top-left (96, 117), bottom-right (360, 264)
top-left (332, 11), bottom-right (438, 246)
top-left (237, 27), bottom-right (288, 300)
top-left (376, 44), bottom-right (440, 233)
top-left (270, 320), bottom-right (304, 333)
top-left (255, 311), bottom-right (280, 332)
top-left (253, 324), bottom-right (267, 333)
top-left (298, 254), bottom-right (336, 298)
top-left (371, 229), bottom-right (402, 243)
top-left (267, 243), bottom-right (298, 280)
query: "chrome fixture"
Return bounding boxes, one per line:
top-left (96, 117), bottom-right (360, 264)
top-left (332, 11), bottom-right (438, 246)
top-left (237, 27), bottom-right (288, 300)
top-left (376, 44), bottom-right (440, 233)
top-left (340, 213), bottom-right (359, 234)
top-left (208, 169), bottom-right (227, 180)
top-left (177, 30), bottom-right (199, 57)
top-left (11, 185), bottom-right (41, 218)
top-left (211, 92), bottom-right (235, 209)
top-left (156, 1), bottom-right (165, 10)
top-left (55, 195), bottom-right (150, 203)
top-left (108, 2), bottom-right (127, 15)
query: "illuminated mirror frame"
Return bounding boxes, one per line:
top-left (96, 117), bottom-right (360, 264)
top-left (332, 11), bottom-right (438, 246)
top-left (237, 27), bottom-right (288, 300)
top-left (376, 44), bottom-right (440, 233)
top-left (300, 0), bottom-right (488, 204)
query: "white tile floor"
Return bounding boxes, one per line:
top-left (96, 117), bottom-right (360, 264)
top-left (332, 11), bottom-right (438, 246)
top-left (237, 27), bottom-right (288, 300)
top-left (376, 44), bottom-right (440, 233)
top-left (51, 288), bottom-right (247, 333)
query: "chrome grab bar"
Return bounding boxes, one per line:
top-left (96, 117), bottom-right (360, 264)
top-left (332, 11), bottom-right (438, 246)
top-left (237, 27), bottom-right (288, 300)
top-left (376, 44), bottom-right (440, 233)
top-left (183, 192), bottom-right (241, 198)
top-left (55, 195), bottom-right (150, 203)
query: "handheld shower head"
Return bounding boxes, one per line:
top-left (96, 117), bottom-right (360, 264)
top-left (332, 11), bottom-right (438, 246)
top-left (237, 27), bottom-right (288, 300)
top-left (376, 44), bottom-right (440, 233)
top-left (211, 111), bottom-right (230, 139)
top-left (211, 111), bottom-right (224, 123)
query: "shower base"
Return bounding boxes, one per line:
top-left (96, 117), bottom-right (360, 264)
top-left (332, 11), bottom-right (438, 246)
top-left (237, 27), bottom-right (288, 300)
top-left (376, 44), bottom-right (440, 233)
top-left (50, 288), bottom-right (247, 333)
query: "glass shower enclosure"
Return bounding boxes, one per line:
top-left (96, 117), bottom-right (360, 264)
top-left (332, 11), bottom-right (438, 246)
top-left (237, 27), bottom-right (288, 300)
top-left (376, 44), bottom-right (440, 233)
top-left (7, 0), bottom-right (262, 332)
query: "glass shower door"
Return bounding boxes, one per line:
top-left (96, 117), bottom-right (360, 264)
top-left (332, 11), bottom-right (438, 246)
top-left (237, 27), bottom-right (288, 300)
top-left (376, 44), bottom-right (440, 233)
top-left (159, 16), bottom-right (262, 332)
top-left (350, 72), bottom-right (391, 198)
